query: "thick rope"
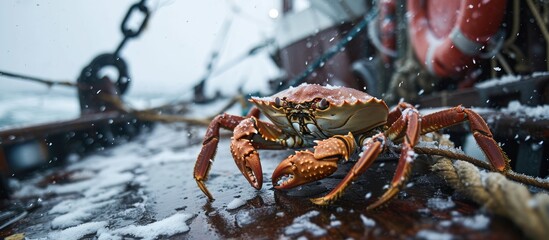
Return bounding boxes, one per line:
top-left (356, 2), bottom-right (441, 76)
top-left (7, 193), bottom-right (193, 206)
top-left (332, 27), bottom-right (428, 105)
top-left (414, 147), bottom-right (549, 190)
top-left (422, 134), bottom-right (549, 240)
top-left (99, 94), bottom-right (211, 126)
top-left (432, 159), bottom-right (549, 240)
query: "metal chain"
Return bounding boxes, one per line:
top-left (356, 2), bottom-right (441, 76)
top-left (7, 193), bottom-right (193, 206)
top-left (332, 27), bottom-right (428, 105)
top-left (79, 0), bottom-right (151, 96)
top-left (0, 1), bottom-right (150, 92)
top-left (114, 0), bottom-right (150, 56)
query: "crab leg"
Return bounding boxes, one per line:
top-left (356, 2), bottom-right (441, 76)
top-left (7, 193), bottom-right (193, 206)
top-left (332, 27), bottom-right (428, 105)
top-left (365, 106), bottom-right (421, 210)
top-left (309, 133), bottom-right (386, 205)
top-left (420, 105), bottom-right (510, 171)
top-left (194, 113), bottom-right (247, 199)
top-left (386, 102), bottom-right (411, 126)
top-left (366, 105), bottom-right (510, 209)
top-left (311, 105), bottom-right (422, 208)
top-left (385, 102), bottom-right (416, 138)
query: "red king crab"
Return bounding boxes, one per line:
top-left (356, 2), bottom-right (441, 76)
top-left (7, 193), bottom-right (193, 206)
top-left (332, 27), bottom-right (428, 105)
top-left (193, 84), bottom-right (510, 209)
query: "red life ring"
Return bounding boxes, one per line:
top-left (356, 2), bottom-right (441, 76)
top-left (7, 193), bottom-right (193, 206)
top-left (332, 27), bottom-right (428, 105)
top-left (407, 0), bottom-right (506, 78)
top-left (379, 0), bottom-right (397, 63)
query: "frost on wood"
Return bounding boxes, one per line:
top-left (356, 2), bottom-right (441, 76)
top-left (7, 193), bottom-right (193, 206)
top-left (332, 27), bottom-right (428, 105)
top-left (48, 221), bottom-right (108, 240)
top-left (11, 125), bottom-right (195, 239)
top-left (475, 72), bottom-right (549, 89)
top-left (416, 230), bottom-right (454, 240)
top-left (454, 214), bottom-right (490, 230)
top-left (501, 101), bottom-right (549, 120)
top-left (360, 214), bottom-right (376, 227)
top-left (474, 74), bottom-right (521, 88)
top-left (227, 198), bottom-right (247, 210)
top-left (107, 213), bottom-right (193, 240)
top-left (427, 197), bottom-right (456, 210)
top-left (284, 210), bottom-right (327, 237)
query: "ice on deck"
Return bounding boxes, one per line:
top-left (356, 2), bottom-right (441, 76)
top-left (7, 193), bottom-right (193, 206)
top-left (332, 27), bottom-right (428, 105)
top-left (11, 124), bottom-right (197, 239)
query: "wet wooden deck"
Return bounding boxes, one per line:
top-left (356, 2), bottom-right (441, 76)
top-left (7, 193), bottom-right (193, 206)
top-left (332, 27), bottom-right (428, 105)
top-left (0, 127), bottom-right (525, 239)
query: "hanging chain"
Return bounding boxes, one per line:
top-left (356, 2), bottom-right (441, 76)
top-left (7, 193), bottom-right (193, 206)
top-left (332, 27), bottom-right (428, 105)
top-left (78, 0), bottom-right (151, 96)
top-left (0, 1), bottom-right (151, 89)
top-left (114, 0), bottom-right (150, 56)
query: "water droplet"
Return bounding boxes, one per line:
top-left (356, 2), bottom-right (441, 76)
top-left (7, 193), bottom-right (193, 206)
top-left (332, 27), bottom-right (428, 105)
top-left (531, 142), bottom-right (543, 151)
top-left (268, 8), bottom-right (279, 19)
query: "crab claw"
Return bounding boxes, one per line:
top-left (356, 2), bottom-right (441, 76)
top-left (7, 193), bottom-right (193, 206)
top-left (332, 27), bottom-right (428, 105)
top-left (231, 138), bottom-right (263, 189)
top-left (272, 150), bottom-right (338, 189)
top-left (236, 151), bottom-right (263, 189)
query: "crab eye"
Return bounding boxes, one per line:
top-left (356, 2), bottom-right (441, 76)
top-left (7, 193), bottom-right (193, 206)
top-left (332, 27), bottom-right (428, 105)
top-left (274, 97), bottom-right (282, 108)
top-left (317, 98), bottom-right (328, 110)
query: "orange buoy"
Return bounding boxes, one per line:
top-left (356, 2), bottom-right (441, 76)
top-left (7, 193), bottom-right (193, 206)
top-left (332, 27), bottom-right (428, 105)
top-left (407, 0), bottom-right (506, 77)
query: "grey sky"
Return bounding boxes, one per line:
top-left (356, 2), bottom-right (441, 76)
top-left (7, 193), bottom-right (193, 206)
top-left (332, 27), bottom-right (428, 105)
top-left (0, 0), bottom-right (280, 97)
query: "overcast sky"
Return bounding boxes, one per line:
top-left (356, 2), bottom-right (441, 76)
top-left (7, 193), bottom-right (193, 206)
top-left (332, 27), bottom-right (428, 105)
top-left (0, 0), bottom-right (280, 98)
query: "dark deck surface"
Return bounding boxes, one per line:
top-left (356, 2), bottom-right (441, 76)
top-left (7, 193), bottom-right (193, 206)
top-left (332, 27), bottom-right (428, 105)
top-left (0, 124), bottom-right (524, 239)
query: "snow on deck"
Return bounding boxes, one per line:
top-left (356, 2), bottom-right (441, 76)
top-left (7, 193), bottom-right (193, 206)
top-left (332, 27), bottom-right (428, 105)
top-left (11, 123), bottom-right (199, 239)
top-left (4, 98), bottom-right (532, 239)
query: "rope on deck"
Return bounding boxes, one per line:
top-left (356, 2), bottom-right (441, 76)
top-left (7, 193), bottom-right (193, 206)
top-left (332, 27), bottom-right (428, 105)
top-left (431, 152), bottom-right (549, 240)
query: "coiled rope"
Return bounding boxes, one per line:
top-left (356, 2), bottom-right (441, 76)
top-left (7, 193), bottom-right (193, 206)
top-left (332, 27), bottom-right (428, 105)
top-left (421, 134), bottom-right (549, 240)
top-left (432, 159), bottom-right (549, 240)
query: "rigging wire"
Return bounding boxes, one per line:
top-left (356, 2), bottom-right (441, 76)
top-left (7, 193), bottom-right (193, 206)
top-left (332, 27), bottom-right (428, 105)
top-left (209, 38), bottom-right (274, 79)
top-left (226, 0), bottom-right (273, 28)
top-left (275, 7), bottom-right (379, 92)
top-left (0, 70), bottom-right (78, 88)
top-left (191, 14), bottom-right (234, 103)
top-left (193, 3), bottom-right (380, 103)
top-left (188, 0), bottom-right (279, 103)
